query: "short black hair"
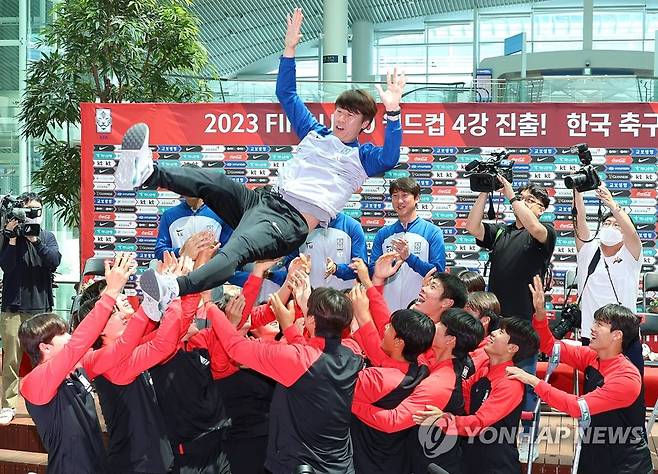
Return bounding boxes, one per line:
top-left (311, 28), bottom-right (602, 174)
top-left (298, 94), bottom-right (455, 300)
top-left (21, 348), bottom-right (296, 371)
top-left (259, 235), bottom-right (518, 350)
top-left (441, 308), bottom-right (484, 361)
top-left (457, 271), bottom-right (486, 293)
top-left (19, 313), bottom-right (68, 366)
top-left (518, 183), bottom-right (550, 209)
top-left (335, 89), bottom-right (377, 124)
top-left (308, 287), bottom-right (353, 338)
top-left (593, 304), bottom-right (640, 351)
top-left (500, 317), bottom-right (540, 363)
top-left (389, 177), bottom-right (421, 198)
top-left (18, 192), bottom-right (42, 206)
top-left (433, 273), bottom-right (468, 309)
top-left (390, 309), bottom-right (435, 363)
top-left (481, 309), bottom-right (501, 334)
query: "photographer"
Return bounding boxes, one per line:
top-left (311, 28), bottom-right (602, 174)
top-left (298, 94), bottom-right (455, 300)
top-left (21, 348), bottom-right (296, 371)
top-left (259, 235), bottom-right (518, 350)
top-left (465, 176), bottom-right (555, 461)
top-left (0, 192), bottom-right (61, 425)
top-left (573, 184), bottom-right (643, 373)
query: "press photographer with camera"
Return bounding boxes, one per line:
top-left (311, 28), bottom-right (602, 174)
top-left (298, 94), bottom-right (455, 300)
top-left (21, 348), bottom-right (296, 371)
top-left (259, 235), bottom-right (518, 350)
top-left (0, 192), bottom-right (61, 425)
top-left (465, 170), bottom-right (555, 461)
top-left (571, 183), bottom-right (643, 372)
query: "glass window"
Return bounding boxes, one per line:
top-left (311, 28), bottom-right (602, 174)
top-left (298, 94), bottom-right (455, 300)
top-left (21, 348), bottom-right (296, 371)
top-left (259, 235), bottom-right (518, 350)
top-left (533, 10), bottom-right (583, 42)
top-left (0, 46), bottom-right (19, 91)
top-left (377, 32), bottom-right (425, 45)
top-left (533, 41), bottom-right (584, 52)
top-left (646, 12), bottom-right (658, 40)
top-left (427, 23), bottom-right (473, 44)
top-left (479, 15), bottom-right (530, 42)
top-left (480, 42), bottom-right (504, 59)
top-left (593, 10), bottom-right (643, 40)
top-left (377, 45), bottom-right (426, 75)
top-left (427, 44), bottom-right (472, 74)
top-left (592, 40), bottom-right (644, 51)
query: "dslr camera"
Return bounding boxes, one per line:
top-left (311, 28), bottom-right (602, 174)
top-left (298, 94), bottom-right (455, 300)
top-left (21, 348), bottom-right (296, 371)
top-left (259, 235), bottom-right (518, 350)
top-left (563, 144), bottom-right (601, 192)
top-left (464, 149), bottom-right (515, 193)
top-left (552, 303), bottom-right (581, 340)
top-left (0, 194), bottom-right (41, 238)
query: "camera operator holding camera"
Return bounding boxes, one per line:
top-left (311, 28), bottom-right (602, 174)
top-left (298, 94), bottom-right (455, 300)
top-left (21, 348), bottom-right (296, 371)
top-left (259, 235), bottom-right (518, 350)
top-left (465, 175), bottom-right (555, 461)
top-left (573, 184), bottom-right (643, 373)
top-left (0, 192), bottom-right (61, 425)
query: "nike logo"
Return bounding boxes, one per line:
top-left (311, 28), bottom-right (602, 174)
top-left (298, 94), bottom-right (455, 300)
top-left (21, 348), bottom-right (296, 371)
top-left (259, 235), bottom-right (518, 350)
top-left (181, 146), bottom-right (202, 152)
top-left (96, 168), bottom-right (113, 174)
top-left (611, 191), bottom-right (625, 196)
top-left (96, 244), bottom-right (113, 250)
top-left (95, 145), bottom-right (114, 151)
top-left (638, 157), bottom-right (651, 163)
top-left (536, 157), bottom-right (549, 162)
top-left (637, 224), bottom-right (651, 230)
top-left (462, 148), bottom-right (477, 153)
top-left (558, 255), bottom-right (573, 261)
top-left (97, 221), bottom-right (112, 227)
top-left (249, 153), bottom-right (269, 160)
top-left (272, 146), bottom-right (292, 152)
top-left (159, 153), bottom-right (179, 159)
top-left (205, 161), bottom-right (222, 167)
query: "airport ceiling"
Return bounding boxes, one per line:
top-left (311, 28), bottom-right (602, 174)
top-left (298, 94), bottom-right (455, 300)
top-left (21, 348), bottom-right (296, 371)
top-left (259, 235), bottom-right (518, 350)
top-left (191, 0), bottom-right (540, 77)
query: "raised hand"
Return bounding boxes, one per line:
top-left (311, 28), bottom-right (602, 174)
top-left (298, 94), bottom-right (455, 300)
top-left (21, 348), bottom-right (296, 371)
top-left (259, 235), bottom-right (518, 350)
top-left (348, 257), bottom-right (372, 288)
top-left (225, 294), bottom-right (246, 327)
top-left (375, 68), bottom-right (406, 112)
top-left (528, 275), bottom-right (547, 321)
top-left (269, 292), bottom-right (296, 331)
top-left (595, 184), bottom-right (618, 211)
top-left (284, 7), bottom-right (303, 57)
top-left (180, 231), bottom-right (215, 261)
top-left (506, 365), bottom-right (540, 387)
top-left (195, 241), bottom-right (221, 269)
top-left (253, 258), bottom-right (281, 278)
top-left (173, 255), bottom-right (194, 277)
top-left (288, 253), bottom-right (311, 276)
top-left (422, 267), bottom-right (438, 287)
top-left (373, 252), bottom-right (404, 284)
top-left (104, 252), bottom-right (137, 298)
top-left (288, 269), bottom-right (311, 316)
top-left (349, 284), bottom-right (372, 327)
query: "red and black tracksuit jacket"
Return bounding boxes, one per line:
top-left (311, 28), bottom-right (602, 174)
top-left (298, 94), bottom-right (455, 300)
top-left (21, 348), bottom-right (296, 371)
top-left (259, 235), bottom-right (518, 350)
top-left (88, 296), bottom-right (195, 473)
top-left (20, 293), bottom-right (118, 474)
top-left (458, 360), bottom-right (524, 474)
top-left (350, 362), bottom-right (429, 473)
top-left (209, 301), bottom-right (364, 474)
top-left (533, 317), bottom-right (652, 474)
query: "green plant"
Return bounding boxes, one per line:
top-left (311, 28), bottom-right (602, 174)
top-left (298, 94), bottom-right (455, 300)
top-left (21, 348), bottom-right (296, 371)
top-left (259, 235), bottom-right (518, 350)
top-left (19, 0), bottom-right (212, 227)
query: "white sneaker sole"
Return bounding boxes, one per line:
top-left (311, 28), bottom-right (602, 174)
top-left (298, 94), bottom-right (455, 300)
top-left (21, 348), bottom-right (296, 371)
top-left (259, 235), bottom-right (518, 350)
top-left (114, 123), bottom-right (151, 191)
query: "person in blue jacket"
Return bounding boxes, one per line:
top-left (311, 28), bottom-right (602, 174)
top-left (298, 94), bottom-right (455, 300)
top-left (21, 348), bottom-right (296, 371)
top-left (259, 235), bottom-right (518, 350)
top-left (296, 212), bottom-right (367, 290)
top-left (155, 196), bottom-right (248, 286)
top-left (115, 7), bottom-right (406, 297)
top-left (370, 177), bottom-right (446, 311)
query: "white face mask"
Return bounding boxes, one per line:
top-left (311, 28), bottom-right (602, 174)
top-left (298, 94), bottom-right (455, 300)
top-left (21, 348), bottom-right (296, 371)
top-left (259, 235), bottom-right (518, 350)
top-left (599, 227), bottom-right (623, 246)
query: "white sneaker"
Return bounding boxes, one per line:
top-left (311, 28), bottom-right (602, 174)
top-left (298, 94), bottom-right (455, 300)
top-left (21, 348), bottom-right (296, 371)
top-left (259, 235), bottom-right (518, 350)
top-left (0, 408), bottom-right (15, 425)
top-left (518, 433), bottom-right (539, 463)
top-left (139, 269), bottom-right (179, 321)
top-left (114, 123), bottom-right (154, 190)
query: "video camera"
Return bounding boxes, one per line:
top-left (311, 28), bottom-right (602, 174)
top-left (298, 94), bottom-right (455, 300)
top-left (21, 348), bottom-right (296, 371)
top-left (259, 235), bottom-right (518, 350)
top-left (563, 144), bottom-right (601, 193)
top-left (0, 194), bottom-right (41, 238)
top-left (551, 303), bottom-right (581, 340)
top-left (464, 150), bottom-right (515, 193)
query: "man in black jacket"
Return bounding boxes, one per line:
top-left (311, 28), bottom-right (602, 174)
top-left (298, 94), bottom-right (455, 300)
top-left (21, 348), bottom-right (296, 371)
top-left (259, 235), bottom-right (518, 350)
top-left (0, 192), bottom-right (61, 424)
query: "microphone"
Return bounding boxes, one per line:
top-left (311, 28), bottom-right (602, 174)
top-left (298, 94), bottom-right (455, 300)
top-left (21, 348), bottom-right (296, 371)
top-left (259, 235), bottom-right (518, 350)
top-left (427, 463), bottom-right (450, 474)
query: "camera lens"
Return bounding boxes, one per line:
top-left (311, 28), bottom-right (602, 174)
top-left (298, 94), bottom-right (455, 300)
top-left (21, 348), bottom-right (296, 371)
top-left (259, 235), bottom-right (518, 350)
top-left (564, 173), bottom-right (585, 190)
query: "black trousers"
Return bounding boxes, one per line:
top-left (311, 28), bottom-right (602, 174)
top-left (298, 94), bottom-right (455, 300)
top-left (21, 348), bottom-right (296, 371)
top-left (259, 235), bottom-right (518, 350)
top-left (223, 435), bottom-right (268, 474)
top-left (146, 166), bottom-right (309, 295)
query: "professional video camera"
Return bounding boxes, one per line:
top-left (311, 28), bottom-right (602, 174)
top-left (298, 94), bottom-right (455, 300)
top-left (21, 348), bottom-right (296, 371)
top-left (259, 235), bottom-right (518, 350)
top-left (551, 303), bottom-right (581, 340)
top-left (0, 194), bottom-right (41, 238)
top-left (563, 144), bottom-right (601, 193)
top-left (464, 149), bottom-right (515, 193)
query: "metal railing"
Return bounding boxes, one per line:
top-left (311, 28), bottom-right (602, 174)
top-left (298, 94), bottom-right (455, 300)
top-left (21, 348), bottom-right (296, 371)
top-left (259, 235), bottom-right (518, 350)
top-left (207, 76), bottom-right (658, 103)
